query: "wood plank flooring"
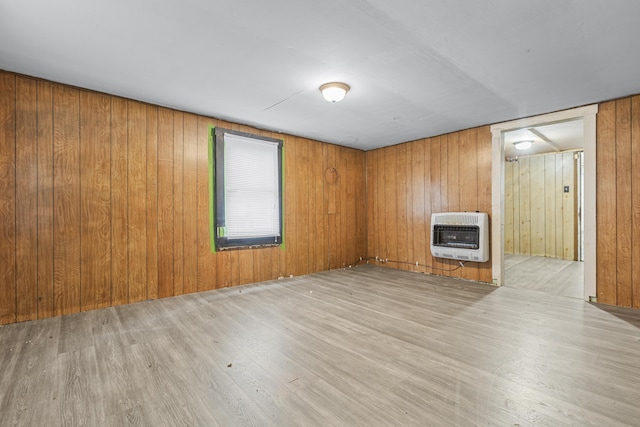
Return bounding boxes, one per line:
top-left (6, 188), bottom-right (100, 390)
top-left (504, 254), bottom-right (584, 299)
top-left (1, 265), bottom-right (639, 426)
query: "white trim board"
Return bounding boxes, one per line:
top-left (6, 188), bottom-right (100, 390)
top-left (490, 105), bottom-right (598, 301)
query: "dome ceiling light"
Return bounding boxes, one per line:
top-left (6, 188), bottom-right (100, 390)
top-left (514, 140), bottom-right (533, 150)
top-left (320, 82), bottom-right (350, 103)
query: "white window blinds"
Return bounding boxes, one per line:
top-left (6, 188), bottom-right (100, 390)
top-left (223, 133), bottom-right (281, 240)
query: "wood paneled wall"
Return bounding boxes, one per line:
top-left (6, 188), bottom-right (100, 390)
top-left (0, 70), bottom-right (366, 324)
top-left (596, 96), bottom-right (640, 308)
top-left (365, 128), bottom-right (492, 283)
top-left (504, 152), bottom-right (578, 260)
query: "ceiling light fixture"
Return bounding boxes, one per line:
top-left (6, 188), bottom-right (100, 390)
top-left (514, 140), bottom-right (533, 150)
top-left (320, 82), bottom-right (350, 103)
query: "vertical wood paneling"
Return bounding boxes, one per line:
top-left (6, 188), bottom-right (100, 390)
top-left (596, 101), bottom-right (617, 305)
top-left (459, 129), bottom-right (479, 281)
top-left (286, 137), bottom-right (298, 273)
top-left (396, 144), bottom-right (408, 269)
top-left (504, 161), bottom-right (515, 254)
top-left (544, 154), bottom-right (556, 258)
top-left (196, 116), bottom-right (216, 291)
top-left (411, 142), bottom-right (425, 271)
top-left (79, 90), bottom-right (111, 311)
top-left (365, 129), bottom-right (492, 282)
top-left (183, 113), bottom-right (198, 294)
top-left (561, 152), bottom-right (577, 261)
top-left (53, 84), bottom-right (81, 316)
top-left (309, 142), bottom-right (327, 271)
top-left (36, 80), bottom-right (54, 319)
top-left (384, 146), bottom-right (398, 263)
top-left (2, 70), bottom-right (367, 325)
top-left (146, 105), bottom-right (159, 299)
top-left (423, 139), bottom-right (432, 272)
top-left (529, 156), bottom-right (545, 256)
top-left (518, 157), bottom-right (531, 255)
top-left (447, 133), bottom-right (460, 212)
top-left (126, 102), bottom-right (147, 302)
top-left (110, 97), bottom-right (128, 307)
top-left (554, 154), bottom-right (564, 256)
top-left (355, 150), bottom-right (366, 263)
top-left (632, 95), bottom-right (640, 308)
top-left (615, 99), bottom-right (632, 307)
top-left (15, 77), bottom-right (38, 322)
top-left (173, 112), bottom-right (184, 295)
top-left (504, 152), bottom-right (576, 260)
top-left (476, 126), bottom-right (493, 283)
top-left (430, 137), bottom-right (444, 272)
top-left (11, 69), bottom-right (640, 315)
top-left (0, 72), bottom-right (16, 324)
top-left (296, 138), bottom-right (310, 275)
top-left (404, 145), bottom-right (414, 271)
top-left (127, 101), bottom-right (147, 303)
top-left (337, 143), bottom-right (346, 268)
top-left (157, 107), bottom-right (174, 297)
top-left (376, 146), bottom-right (386, 264)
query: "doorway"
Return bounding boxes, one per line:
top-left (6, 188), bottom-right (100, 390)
top-left (501, 121), bottom-right (584, 298)
top-left (489, 105), bottom-right (598, 301)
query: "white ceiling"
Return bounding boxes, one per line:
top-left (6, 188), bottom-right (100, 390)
top-left (2, 0), bottom-right (640, 151)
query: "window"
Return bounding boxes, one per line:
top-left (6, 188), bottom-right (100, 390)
top-left (211, 127), bottom-right (283, 250)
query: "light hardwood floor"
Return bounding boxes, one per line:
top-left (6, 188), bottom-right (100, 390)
top-left (1, 265), bottom-right (639, 426)
top-left (504, 254), bottom-right (584, 299)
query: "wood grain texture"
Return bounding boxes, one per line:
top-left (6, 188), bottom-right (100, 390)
top-left (476, 127), bottom-right (492, 283)
top-left (384, 146), bottom-right (398, 264)
top-left (53, 84), bottom-right (81, 317)
top-left (79, 90), bottom-right (111, 311)
top-left (0, 70), bottom-right (366, 325)
top-left (518, 157), bottom-right (531, 255)
top-left (396, 144), bottom-right (408, 269)
top-left (615, 99), bottom-right (633, 307)
top-left (1, 68), bottom-right (639, 316)
top-left (554, 154), bottom-right (564, 257)
top-left (0, 71), bottom-right (16, 324)
top-left (157, 107), bottom-right (174, 298)
top-left (505, 152), bottom-right (576, 261)
top-left (365, 130), bottom-right (491, 282)
top-left (504, 161), bottom-right (515, 254)
top-left (459, 129), bottom-right (479, 281)
top-left (173, 112), bottom-right (184, 295)
top-left (632, 95), bottom-right (640, 308)
top-left (544, 154), bottom-right (557, 258)
top-left (561, 152), bottom-right (577, 261)
top-left (15, 76), bottom-right (38, 322)
top-left (127, 100), bottom-right (147, 303)
top-left (182, 113), bottom-right (198, 295)
top-left (505, 254), bottom-right (583, 299)
top-left (296, 137), bottom-right (310, 275)
top-left (36, 80), bottom-right (55, 319)
top-left (110, 97), bottom-right (128, 307)
top-left (529, 155), bottom-right (545, 256)
top-left (430, 137), bottom-right (444, 273)
top-left (196, 116), bottom-right (216, 292)
top-left (146, 105), bottom-right (159, 299)
top-left (411, 142), bottom-right (426, 272)
top-left (2, 266), bottom-right (640, 425)
top-left (596, 101), bottom-right (617, 305)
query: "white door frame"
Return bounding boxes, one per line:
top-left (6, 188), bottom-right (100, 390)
top-left (490, 104), bottom-right (598, 301)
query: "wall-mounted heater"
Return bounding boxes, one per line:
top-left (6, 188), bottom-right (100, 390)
top-left (430, 212), bottom-right (489, 262)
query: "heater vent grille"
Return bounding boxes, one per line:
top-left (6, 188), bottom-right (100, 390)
top-left (430, 212), bottom-right (489, 263)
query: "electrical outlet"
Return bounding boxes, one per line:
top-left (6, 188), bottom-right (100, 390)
top-left (564, 185), bottom-right (570, 193)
